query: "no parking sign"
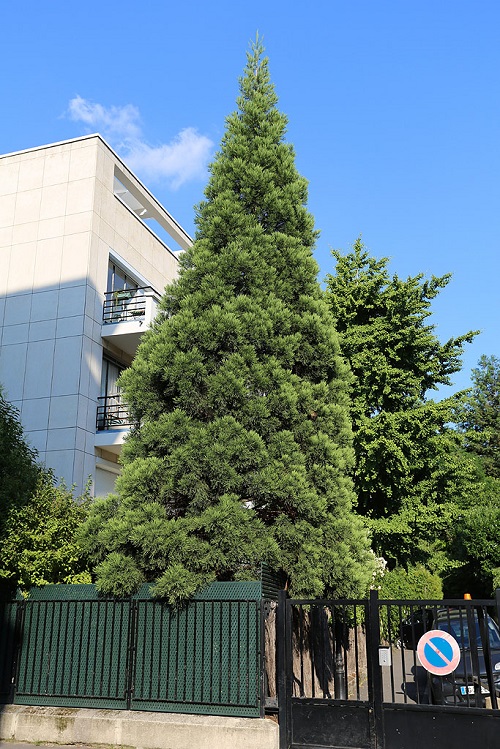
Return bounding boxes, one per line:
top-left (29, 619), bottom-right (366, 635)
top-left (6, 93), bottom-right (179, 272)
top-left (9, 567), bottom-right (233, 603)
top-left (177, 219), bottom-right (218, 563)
top-left (417, 630), bottom-right (461, 676)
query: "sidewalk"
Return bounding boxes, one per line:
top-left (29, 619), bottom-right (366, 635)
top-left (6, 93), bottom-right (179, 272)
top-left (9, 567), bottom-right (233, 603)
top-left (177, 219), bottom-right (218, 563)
top-left (0, 705), bottom-right (278, 749)
top-left (0, 745), bottom-right (94, 749)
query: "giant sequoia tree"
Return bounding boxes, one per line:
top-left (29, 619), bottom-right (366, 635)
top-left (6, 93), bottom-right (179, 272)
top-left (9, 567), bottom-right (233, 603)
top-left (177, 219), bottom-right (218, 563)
top-left (81, 42), bottom-right (374, 603)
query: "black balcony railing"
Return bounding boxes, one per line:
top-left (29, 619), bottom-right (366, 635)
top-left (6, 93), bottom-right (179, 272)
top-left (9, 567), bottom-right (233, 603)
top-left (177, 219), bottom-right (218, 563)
top-left (102, 286), bottom-right (159, 324)
top-left (96, 395), bottom-right (134, 431)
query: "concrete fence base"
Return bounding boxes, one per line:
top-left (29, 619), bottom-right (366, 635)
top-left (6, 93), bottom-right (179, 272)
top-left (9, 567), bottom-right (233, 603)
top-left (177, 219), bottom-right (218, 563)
top-left (0, 705), bottom-right (279, 749)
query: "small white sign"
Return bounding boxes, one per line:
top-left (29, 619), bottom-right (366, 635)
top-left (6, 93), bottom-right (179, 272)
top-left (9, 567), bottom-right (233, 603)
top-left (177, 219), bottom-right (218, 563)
top-left (379, 647), bottom-right (392, 667)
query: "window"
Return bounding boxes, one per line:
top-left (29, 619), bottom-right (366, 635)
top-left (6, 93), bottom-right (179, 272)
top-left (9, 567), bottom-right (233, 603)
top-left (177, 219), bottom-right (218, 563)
top-left (107, 260), bottom-right (139, 294)
top-left (100, 356), bottom-right (124, 398)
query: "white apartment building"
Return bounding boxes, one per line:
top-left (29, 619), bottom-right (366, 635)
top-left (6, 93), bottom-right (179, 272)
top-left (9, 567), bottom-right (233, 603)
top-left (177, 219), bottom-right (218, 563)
top-left (0, 135), bottom-right (192, 495)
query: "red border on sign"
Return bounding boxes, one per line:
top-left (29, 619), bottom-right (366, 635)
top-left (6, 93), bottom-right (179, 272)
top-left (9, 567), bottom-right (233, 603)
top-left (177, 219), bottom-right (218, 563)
top-left (417, 629), bottom-right (461, 676)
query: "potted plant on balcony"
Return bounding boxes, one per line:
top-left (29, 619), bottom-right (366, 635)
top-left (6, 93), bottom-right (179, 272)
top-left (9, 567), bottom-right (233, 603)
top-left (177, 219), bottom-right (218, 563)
top-left (111, 289), bottom-right (133, 321)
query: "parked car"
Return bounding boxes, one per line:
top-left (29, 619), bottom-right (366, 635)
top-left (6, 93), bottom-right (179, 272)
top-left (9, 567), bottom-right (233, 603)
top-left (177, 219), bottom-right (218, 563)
top-left (429, 609), bottom-right (500, 707)
top-left (399, 607), bottom-right (433, 649)
top-left (399, 606), bottom-right (500, 706)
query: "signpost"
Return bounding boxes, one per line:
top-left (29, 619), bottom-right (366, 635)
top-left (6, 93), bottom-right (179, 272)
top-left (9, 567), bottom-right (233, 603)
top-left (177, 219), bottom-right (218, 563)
top-left (417, 629), bottom-right (461, 676)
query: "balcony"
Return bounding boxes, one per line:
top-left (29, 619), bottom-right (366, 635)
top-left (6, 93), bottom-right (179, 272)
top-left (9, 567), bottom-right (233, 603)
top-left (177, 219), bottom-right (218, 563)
top-left (101, 286), bottom-right (160, 356)
top-left (95, 394), bottom-right (135, 454)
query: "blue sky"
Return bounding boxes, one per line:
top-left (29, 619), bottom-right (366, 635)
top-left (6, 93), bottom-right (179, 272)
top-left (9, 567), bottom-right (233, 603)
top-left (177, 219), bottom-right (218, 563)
top-left (2, 1), bottom-right (499, 397)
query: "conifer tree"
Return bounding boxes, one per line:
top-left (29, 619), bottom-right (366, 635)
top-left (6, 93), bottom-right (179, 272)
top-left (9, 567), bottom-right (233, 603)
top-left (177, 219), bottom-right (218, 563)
top-left (326, 240), bottom-right (478, 577)
top-left (82, 41), bottom-right (374, 603)
top-left (457, 355), bottom-right (500, 478)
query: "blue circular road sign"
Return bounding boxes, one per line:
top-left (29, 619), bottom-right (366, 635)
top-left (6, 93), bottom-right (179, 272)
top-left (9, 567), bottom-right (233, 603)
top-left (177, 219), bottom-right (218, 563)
top-left (417, 629), bottom-right (461, 676)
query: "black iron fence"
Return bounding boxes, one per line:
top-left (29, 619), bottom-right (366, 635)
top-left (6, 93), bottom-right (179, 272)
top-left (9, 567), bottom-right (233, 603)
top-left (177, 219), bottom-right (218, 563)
top-left (277, 591), bottom-right (500, 749)
top-left (0, 587), bottom-right (263, 718)
top-left (375, 596), bottom-right (500, 709)
top-left (4, 585), bottom-right (500, 744)
top-left (284, 599), bottom-right (369, 702)
top-left (102, 286), bottom-right (159, 324)
top-left (96, 394), bottom-right (133, 431)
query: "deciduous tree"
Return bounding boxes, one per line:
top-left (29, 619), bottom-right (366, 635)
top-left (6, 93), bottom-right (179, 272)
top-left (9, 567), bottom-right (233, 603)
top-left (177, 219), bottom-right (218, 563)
top-left (0, 388), bottom-right (39, 535)
top-left (0, 389), bottom-right (91, 591)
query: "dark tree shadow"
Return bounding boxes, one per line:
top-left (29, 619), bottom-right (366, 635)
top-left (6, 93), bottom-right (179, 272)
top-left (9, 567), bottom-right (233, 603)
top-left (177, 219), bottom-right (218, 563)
top-left (0, 584), bottom-right (21, 712)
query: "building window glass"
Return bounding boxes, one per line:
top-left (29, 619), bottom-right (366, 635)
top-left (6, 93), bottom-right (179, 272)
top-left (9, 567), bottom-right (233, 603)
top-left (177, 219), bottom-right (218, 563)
top-left (100, 356), bottom-right (124, 398)
top-left (107, 261), bottom-right (139, 293)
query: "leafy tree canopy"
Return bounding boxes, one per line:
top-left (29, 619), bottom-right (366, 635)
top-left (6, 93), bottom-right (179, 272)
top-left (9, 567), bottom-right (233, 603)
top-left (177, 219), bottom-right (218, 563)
top-left (0, 389), bottom-right (91, 592)
top-left (325, 240), bottom-right (478, 588)
top-left (326, 239), bottom-right (477, 419)
top-left (456, 354), bottom-right (500, 478)
top-left (444, 356), bottom-right (500, 596)
top-left (81, 40), bottom-right (374, 603)
top-left (0, 473), bottom-right (92, 590)
top-left (325, 239), bottom-right (478, 517)
top-left (0, 387), bottom-right (39, 535)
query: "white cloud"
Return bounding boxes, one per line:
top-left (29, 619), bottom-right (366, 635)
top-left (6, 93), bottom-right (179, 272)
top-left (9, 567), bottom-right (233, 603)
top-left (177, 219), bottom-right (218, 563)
top-left (125, 128), bottom-right (213, 190)
top-left (67, 95), bottom-right (213, 189)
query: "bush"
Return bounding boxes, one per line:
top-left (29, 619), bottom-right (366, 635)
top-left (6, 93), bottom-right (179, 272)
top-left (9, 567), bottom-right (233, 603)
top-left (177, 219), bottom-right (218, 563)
top-left (379, 564), bottom-right (443, 600)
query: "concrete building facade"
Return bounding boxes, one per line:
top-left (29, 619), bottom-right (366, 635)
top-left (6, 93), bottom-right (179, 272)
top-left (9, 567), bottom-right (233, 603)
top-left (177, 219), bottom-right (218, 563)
top-left (0, 135), bottom-right (191, 495)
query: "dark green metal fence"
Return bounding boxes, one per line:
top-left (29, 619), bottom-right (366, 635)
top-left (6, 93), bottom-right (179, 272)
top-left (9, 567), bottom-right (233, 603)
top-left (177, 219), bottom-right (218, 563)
top-left (132, 598), bottom-right (260, 715)
top-left (14, 598), bottom-right (130, 709)
top-left (0, 583), bottom-right (264, 717)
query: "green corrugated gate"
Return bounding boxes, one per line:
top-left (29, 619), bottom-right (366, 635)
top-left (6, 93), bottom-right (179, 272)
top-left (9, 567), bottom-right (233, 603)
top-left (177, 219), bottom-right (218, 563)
top-left (132, 597), bottom-right (260, 715)
top-left (1, 582), bottom-right (263, 717)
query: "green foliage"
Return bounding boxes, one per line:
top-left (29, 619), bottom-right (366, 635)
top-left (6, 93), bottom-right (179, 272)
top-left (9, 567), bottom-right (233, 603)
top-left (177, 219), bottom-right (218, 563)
top-left (95, 552), bottom-right (144, 597)
top-left (0, 388), bottom-right (39, 536)
top-left (377, 564), bottom-right (443, 643)
top-left (0, 387), bottom-right (91, 591)
top-left (325, 240), bottom-right (478, 578)
top-left (456, 355), bottom-right (500, 478)
top-left (446, 491), bottom-right (500, 597)
top-left (0, 472), bottom-right (92, 590)
top-left (440, 357), bottom-right (500, 596)
top-left (82, 40), bottom-right (375, 603)
top-left (378, 565), bottom-right (443, 600)
top-left (326, 239), bottom-right (476, 418)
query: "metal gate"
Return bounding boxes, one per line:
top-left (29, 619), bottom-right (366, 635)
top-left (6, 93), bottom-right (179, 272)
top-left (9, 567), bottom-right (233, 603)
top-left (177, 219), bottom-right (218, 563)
top-left (0, 585), bottom-right (263, 717)
top-left (276, 590), bottom-right (500, 749)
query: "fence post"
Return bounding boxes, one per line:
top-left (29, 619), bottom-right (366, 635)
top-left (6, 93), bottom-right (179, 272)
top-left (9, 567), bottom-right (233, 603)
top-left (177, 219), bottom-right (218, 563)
top-left (367, 589), bottom-right (384, 749)
top-left (466, 602), bottom-right (483, 706)
top-left (276, 590), bottom-right (288, 749)
top-left (477, 603), bottom-right (497, 709)
top-left (259, 599), bottom-right (266, 718)
top-left (10, 600), bottom-right (25, 703)
top-left (334, 617), bottom-right (346, 700)
top-left (125, 600), bottom-right (138, 710)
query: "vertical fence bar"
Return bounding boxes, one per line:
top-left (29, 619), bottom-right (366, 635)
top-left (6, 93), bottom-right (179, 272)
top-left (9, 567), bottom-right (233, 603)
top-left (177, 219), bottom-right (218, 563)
top-left (245, 601), bottom-right (250, 705)
top-left (125, 601), bottom-right (137, 710)
top-left (259, 600), bottom-right (264, 717)
top-left (191, 601), bottom-right (197, 703)
top-left (478, 605), bottom-right (497, 710)
top-left (367, 590), bottom-right (384, 749)
top-left (276, 590), bottom-right (288, 749)
top-left (353, 605), bottom-right (361, 700)
top-left (183, 603), bottom-right (189, 703)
